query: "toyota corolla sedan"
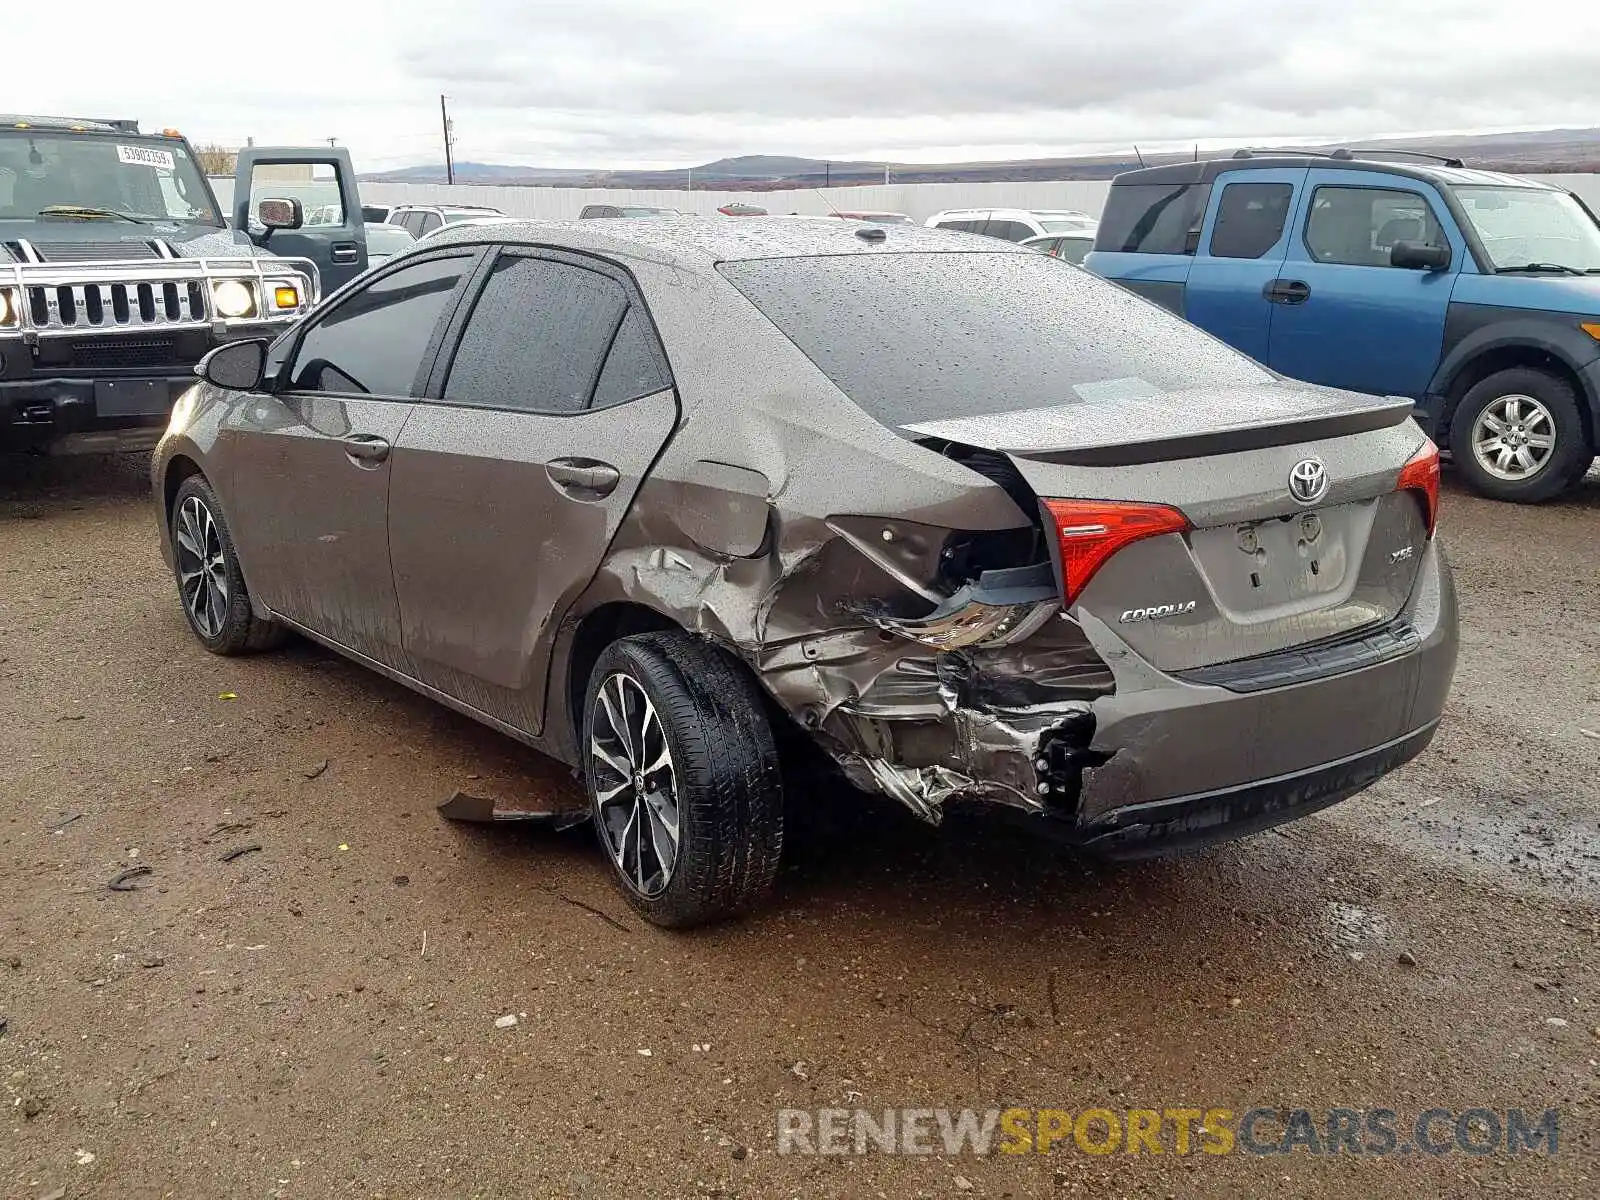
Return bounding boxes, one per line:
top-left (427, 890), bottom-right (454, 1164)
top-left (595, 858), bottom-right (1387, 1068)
top-left (153, 218), bottom-right (1458, 928)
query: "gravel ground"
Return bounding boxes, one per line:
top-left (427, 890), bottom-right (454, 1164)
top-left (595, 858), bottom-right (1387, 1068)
top-left (1, 453), bottom-right (1597, 1199)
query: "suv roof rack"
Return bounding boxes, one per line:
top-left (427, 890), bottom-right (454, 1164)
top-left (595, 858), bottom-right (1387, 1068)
top-left (1229, 146), bottom-right (1466, 169)
top-left (1332, 147), bottom-right (1467, 168)
top-left (1231, 147), bottom-right (1337, 160)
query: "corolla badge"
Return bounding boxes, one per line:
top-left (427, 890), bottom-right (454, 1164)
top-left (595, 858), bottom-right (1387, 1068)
top-left (1288, 457), bottom-right (1330, 505)
top-left (1120, 601), bottom-right (1198, 623)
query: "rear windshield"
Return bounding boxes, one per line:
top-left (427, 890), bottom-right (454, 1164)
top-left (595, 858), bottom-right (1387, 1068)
top-left (718, 251), bottom-right (1269, 427)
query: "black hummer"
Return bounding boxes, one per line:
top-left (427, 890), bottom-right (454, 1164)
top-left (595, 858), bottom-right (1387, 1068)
top-left (1, 116), bottom-right (366, 455)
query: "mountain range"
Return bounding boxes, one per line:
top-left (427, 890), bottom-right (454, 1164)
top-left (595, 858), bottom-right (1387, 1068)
top-left (361, 128), bottom-right (1600, 190)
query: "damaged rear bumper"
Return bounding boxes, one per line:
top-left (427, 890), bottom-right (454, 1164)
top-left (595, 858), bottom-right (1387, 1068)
top-left (830, 539), bottom-right (1457, 846)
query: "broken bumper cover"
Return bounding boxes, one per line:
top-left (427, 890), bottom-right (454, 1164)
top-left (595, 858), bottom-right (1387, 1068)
top-left (1075, 719), bottom-right (1438, 858)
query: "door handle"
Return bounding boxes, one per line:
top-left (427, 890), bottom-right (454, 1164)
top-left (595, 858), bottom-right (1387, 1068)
top-left (341, 434), bottom-right (390, 464)
top-left (1263, 278), bottom-right (1311, 305)
top-left (330, 242), bottom-right (359, 265)
top-left (546, 457), bottom-right (620, 499)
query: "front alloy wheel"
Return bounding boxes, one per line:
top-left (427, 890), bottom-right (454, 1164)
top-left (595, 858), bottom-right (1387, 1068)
top-left (168, 474), bottom-right (287, 655)
top-left (174, 494), bottom-right (229, 639)
top-left (589, 671), bottom-right (681, 898)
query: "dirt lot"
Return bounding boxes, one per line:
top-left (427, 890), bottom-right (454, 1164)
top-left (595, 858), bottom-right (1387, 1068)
top-left (1, 454), bottom-right (1597, 1200)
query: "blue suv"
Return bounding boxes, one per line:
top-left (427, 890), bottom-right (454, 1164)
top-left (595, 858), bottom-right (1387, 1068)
top-left (1084, 151), bottom-right (1600, 502)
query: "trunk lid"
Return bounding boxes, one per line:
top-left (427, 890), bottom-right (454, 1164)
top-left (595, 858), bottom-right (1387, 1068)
top-left (906, 385), bottom-right (1433, 672)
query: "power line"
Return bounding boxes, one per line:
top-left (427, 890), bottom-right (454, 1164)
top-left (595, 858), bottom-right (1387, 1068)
top-left (440, 95), bottom-right (455, 186)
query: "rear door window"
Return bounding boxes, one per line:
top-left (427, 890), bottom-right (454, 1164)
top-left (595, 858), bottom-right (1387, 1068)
top-left (592, 307), bottom-right (672, 408)
top-left (1208, 182), bottom-right (1294, 259)
top-left (417, 212), bottom-right (443, 236)
top-left (1094, 182), bottom-right (1212, 254)
top-left (442, 253), bottom-right (629, 414)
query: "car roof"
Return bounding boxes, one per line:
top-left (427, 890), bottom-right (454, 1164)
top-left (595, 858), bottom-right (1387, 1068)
top-left (418, 215), bottom-right (520, 236)
top-left (1110, 153), bottom-right (1560, 192)
top-left (394, 204), bottom-right (505, 213)
top-left (1020, 231), bottom-right (1094, 244)
top-left (931, 207), bottom-right (1093, 219)
top-left (421, 215), bottom-right (1029, 269)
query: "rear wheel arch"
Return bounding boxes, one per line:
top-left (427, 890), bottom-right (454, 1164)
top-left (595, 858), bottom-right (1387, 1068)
top-left (563, 602), bottom-right (684, 752)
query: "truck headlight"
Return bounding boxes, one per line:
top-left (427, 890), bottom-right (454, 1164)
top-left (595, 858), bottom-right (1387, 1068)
top-left (212, 280), bottom-right (256, 319)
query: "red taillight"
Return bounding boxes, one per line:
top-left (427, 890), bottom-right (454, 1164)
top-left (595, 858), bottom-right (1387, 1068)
top-left (1041, 498), bottom-right (1191, 606)
top-left (1396, 440), bottom-right (1440, 537)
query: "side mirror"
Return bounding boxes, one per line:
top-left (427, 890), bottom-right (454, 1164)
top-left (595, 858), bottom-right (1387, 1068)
top-left (257, 198), bottom-right (304, 231)
top-left (197, 340), bottom-right (268, 391)
top-left (1391, 240), bottom-right (1451, 271)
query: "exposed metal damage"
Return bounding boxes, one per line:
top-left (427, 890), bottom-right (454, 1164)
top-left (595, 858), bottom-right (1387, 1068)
top-left (583, 475), bottom-right (1118, 826)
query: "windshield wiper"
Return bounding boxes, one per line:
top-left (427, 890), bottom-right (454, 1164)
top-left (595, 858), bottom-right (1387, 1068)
top-left (1497, 262), bottom-right (1585, 275)
top-left (36, 205), bottom-right (147, 224)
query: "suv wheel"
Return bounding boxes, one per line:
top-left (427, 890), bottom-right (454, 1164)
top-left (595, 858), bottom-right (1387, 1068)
top-left (1449, 367), bottom-right (1592, 502)
top-left (169, 475), bottom-right (288, 655)
top-left (582, 632), bottom-right (784, 928)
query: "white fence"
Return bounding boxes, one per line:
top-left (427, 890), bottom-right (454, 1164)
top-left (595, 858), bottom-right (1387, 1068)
top-left (211, 173), bottom-right (1600, 226)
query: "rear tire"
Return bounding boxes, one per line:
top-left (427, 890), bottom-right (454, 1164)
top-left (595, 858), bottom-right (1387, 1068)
top-left (582, 632), bottom-right (784, 928)
top-left (1448, 367), bottom-right (1592, 503)
top-left (170, 475), bottom-right (288, 655)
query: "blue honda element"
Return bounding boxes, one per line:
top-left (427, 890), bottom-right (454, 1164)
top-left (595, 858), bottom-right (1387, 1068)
top-left (1085, 151), bottom-right (1600, 502)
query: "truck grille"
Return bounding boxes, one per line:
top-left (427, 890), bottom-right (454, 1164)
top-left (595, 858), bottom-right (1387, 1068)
top-left (25, 281), bottom-right (208, 330)
top-left (29, 241), bottom-right (161, 263)
top-left (63, 336), bottom-right (183, 369)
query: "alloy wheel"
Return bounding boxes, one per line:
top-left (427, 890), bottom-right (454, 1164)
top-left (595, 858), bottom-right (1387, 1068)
top-left (588, 672), bottom-right (681, 898)
top-left (1470, 394), bottom-right (1556, 481)
top-left (174, 495), bottom-right (229, 638)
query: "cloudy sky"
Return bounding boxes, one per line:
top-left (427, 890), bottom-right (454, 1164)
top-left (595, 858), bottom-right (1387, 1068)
top-left (12, 0), bottom-right (1600, 169)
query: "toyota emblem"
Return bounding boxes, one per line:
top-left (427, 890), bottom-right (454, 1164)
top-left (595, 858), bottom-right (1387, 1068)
top-left (1288, 457), bottom-right (1329, 505)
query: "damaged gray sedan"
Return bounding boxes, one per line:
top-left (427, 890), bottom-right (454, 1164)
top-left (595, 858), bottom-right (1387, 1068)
top-left (152, 218), bottom-right (1458, 927)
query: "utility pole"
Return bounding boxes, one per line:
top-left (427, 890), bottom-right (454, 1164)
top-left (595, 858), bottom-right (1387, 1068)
top-left (884, 164), bottom-right (890, 186)
top-left (440, 94), bottom-right (455, 185)
top-left (326, 137), bottom-right (337, 147)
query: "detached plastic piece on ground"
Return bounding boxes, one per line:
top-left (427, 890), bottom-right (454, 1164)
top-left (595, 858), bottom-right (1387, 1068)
top-left (437, 790), bottom-right (589, 829)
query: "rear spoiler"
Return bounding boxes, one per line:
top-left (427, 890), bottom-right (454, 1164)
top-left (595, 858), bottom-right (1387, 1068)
top-left (903, 394), bottom-right (1416, 468)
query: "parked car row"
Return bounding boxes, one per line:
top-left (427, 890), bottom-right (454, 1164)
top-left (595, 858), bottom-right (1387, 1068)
top-left (927, 207), bottom-right (1097, 242)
